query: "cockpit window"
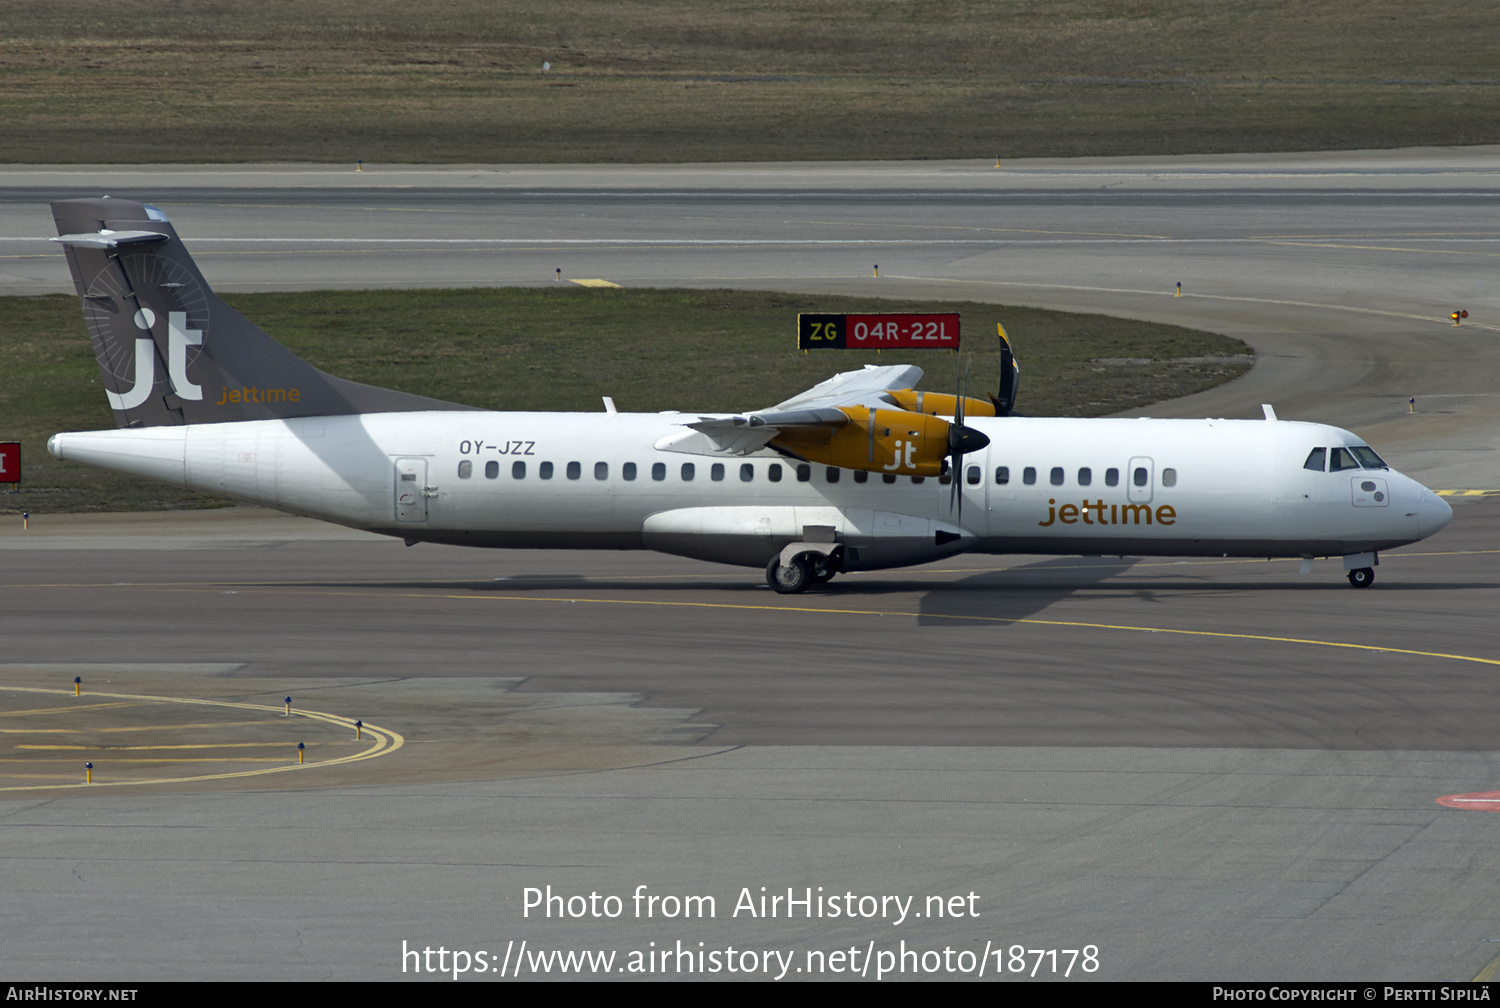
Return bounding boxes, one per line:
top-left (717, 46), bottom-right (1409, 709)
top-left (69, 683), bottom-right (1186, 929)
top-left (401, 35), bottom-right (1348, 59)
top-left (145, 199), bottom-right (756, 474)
top-left (1306, 445), bottom-right (1387, 472)
top-left (1329, 447), bottom-right (1360, 472)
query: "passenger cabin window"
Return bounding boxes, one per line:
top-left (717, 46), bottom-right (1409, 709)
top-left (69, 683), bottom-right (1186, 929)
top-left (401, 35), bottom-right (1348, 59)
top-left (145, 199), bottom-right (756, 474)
top-left (768, 464), bottom-right (783, 482)
top-left (1161, 468), bottom-right (1177, 487)
top-left (652, 462), bottom-right (666, 481)
top-left (1050, 467), bottom-right (1065, 486)
top-left (854, 470), bottom-right (868, 483)
top-left (796, 465), bottom-right (811, 482)
top-left (966, 466), bottom-right (980, 486)
top-left (882, 474), bottom-right (897, 484)
top-left (623, 462), bottom-right (637, 481)
top-left (594, 462), bottom-right (608, 480)
top-left (1105, 468), bottom-right (1119, 487)
top-left (1303, 448), bottom-right (1326, 472)
top-left (740, 464), bottom-right (754, 482)
top-left (1078, 467), bottom-right (1091, 487)
top-left (1133, 467), bottom-right (1148, 487)
top-left (539, 461), bottom-right (554, 479)
top-left (512, 461), bottom-right (526, 479)
top-left (457, 460), bottom-right (472, 479)
top-left (1023, 467), bottom-right (1037, 486)
top-left (711, 463), bottom-right (725, 481)
top-left (995, 466), bottom-right (1010, 485)
top-left (681, 463), bottom-right (695, 481)
top-left (486, 461), bottom-right (499, 479)
top-left (826, 467), bottom-right (840, 483)
top-left (566, 461), bottom-right (581, 480)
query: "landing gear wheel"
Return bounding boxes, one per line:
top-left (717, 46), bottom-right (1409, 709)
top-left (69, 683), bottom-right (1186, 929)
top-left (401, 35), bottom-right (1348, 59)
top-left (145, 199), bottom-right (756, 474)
top-left (1347, 567), bottom-right (1375, 589)
top-left (811, 557), bottom-right (838, 584)
top-left (767, 554), bottom-right (813, 594)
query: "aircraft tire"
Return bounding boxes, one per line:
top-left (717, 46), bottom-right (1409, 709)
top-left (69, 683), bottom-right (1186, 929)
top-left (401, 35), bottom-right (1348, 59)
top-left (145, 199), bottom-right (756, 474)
top-left (767, 554), bottom-right (813, 594)
top-left (1347, 567), bottom-right (1375, 589)
top-left (811, 555), bottom-right (838, 584)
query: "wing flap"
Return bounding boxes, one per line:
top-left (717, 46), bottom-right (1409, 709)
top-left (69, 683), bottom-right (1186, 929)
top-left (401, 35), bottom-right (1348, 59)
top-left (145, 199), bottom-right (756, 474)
top-left (655, 425), bottom-right (781, 457)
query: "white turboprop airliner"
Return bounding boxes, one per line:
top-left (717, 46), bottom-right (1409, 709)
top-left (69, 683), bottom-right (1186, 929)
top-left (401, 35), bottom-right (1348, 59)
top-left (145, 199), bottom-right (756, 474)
top-left (46, 197), bottom-right (1451, 591)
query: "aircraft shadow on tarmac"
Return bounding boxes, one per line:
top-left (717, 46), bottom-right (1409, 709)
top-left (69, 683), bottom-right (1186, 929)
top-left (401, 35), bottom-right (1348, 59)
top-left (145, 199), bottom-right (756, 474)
top-left (237, 552), bottom-right (1489, 630)
top-left (915, 559), bottom-right (1493, 626)
top-left (916, 556), bottom-right (1143, 625)
top-left (252, 554), bottom-right (1492, 604)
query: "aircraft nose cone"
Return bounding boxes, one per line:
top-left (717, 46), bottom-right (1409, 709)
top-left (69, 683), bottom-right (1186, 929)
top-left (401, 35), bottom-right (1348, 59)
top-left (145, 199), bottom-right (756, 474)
top-left (1418, 487), bottom-right (1453, 539)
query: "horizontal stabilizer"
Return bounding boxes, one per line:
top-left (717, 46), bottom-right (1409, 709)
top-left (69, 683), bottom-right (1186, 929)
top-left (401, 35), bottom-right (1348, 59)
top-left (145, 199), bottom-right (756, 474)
top-left (53, 230), bottom-right (168, 250)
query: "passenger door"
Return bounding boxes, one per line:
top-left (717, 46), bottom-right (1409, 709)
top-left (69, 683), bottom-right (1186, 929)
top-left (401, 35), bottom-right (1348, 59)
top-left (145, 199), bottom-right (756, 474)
top-left (394, 457), bottom-right (431, 523)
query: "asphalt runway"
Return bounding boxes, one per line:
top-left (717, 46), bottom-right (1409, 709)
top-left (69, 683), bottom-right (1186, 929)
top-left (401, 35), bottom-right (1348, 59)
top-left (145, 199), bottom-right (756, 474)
top-left (2, 150), bottom-right (1500, 982)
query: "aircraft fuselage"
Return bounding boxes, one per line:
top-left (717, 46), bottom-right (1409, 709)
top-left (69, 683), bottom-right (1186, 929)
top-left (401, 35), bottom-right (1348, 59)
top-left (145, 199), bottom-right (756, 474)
top-left (49, 411), bottom-right (1451, 572)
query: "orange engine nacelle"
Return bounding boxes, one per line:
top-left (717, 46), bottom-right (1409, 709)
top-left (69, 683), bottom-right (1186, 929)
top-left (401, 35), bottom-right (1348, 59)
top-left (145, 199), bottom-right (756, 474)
top-left (885, 389), bottom-right (997, 419)
top-left (769, 407), bottom-right (953, 476)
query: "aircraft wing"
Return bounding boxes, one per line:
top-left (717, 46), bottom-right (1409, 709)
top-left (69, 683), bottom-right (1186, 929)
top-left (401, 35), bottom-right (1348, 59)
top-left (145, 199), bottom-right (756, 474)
top-left (768, 364), bottom-right (923, 412)
top-left (656, 365), bottom-right (924, 456)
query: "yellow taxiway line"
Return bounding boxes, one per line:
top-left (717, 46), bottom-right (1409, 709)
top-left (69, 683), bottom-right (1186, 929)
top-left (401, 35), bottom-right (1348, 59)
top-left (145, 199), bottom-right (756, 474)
top-left (0, 686), bottom-right (403, 792)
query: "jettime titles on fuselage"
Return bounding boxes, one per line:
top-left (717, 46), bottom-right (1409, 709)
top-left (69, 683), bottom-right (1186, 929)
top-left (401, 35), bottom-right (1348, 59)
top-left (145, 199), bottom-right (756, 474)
top-left (1039, 499), bottom-right (1177, 527)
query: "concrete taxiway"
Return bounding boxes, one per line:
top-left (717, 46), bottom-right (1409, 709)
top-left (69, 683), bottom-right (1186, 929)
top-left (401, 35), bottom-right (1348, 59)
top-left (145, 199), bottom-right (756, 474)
top-left (2, 151), bottom-right (1499, 981)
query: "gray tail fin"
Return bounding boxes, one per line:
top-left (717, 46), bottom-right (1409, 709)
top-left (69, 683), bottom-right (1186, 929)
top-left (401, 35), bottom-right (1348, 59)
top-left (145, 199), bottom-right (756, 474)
top-left (51, 197), bottom-right (473, 428)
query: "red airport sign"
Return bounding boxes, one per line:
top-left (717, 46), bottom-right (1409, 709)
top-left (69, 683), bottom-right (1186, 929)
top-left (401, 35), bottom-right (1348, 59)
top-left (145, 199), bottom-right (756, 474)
top-left (799, 313), bottom-right (960, 350)
top-left (0, 442), bottom-right (18, 484)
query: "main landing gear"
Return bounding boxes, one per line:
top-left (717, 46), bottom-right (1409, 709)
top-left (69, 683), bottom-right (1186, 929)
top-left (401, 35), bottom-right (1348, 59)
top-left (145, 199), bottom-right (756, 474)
top-left (1347, 567), bottom-right (1375, 589)
top-left (766, 552), bottom-right (839, 594)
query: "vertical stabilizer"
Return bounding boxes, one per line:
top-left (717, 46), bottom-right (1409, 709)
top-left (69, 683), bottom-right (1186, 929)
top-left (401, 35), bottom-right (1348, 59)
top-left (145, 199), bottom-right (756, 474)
top-left (51, 197), bottom-right (473, 428)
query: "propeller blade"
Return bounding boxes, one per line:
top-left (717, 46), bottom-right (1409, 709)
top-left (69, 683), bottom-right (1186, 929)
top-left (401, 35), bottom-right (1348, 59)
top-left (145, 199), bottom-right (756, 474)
top-left (949, 359), bottom-right (963, 517)
top-left (993, 323), bottom-right (1019, 415)
top-left (947, 357), bottom-right (987, 521)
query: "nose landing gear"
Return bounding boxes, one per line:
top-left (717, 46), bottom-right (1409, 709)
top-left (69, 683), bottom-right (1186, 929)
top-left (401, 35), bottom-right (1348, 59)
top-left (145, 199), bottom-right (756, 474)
top-left (1347, 567), bottom-right (1374, 589)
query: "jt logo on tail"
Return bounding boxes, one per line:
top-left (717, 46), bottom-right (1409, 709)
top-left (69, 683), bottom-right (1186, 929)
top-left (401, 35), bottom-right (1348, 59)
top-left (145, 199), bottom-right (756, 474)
top-left (50, 196), bottom-right (473, 428)
top-left (107, 311), bottom-right (204, 410)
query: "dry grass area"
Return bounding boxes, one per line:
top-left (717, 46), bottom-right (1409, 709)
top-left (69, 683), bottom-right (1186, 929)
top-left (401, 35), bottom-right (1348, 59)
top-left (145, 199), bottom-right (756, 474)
top-left (1, 1), bottom-right (1495, 162)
